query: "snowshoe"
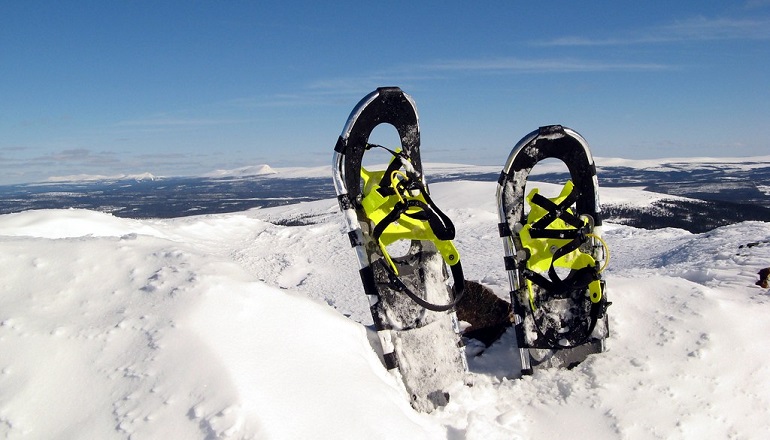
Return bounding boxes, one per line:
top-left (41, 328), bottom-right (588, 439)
top-left (496, 125), bottom-right (611, 375)
top-left (332, 87), bottom-right (467, 412)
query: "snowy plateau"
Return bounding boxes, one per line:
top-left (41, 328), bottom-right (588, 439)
top-left (1, 164), bottom-right (770, 439)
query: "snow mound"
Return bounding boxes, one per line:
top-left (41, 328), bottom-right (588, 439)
top-left (0, 211), bottom-right (437, 439)
top-left (0, 209), bottom-right (164, 239)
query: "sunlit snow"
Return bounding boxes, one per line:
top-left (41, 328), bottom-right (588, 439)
top-left (1, 177), bottom-right (769, 439)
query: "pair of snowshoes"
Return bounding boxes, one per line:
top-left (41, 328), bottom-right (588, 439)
top-left (332, 87), bottom-right (610, 411)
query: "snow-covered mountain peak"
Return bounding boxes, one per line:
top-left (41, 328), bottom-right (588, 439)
top-left (203, 164), bottom-right (278, 178)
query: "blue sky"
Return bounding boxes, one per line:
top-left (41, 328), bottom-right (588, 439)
top-left (1, 1), bottom-right (769, 183)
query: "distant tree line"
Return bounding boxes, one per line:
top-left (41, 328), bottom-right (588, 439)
top-left (603, 199), bottom-right (770, 233)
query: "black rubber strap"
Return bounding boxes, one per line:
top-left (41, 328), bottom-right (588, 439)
top-left (375, 155), bottom-right (405, 197)
top-left (366, 143), bottom-right (420, 198)
top-left (381, 259), bottom-right (465, 312)
top-left (420, 190), bottom-right (456, 240)
top-left (371, 197), bottom-right (455, 244)
top-left (523, 184), bottom-right (594, 293)
top-left (547, 236), bottom-right (594, 288)
top-left (527, 286), bottom-right (608, 348)
top-left (522, 254), bottom-right (597, 297)
top-left (366, 144), bottom-right (455, 241)
top-left (529, 190), bottom-right (585, 233)
top-left (364, 144), bottom-right (462, 312)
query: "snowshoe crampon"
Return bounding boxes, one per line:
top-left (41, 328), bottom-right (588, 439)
top-left (497, 125), bottom-right (611, 375)
top-left (332, 87), bottom-right (467, 412)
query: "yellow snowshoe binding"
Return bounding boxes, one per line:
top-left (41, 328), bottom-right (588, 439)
top-left (519, 180), bottom-right (606, 308)
top-left (359, 145), bottom-right (464, 311)
top-left (518, 180), bottom-right (610, 345)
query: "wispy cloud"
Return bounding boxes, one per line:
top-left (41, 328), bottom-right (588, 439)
top-left (303, 56), bottom-right (671, 99)
top-left (536, 16), bottom-right (770, 47)
top-left (33, 148), bottom-right (121, 166)
top-left (415, 57), bottom-right (671, 73)
top-left (115, 117), bottom-right (249, 129)
top-left (661, 16), bottom-right (770, 41)
top-left (213, 53), bottom-right (669, 113)
top-left (0, 147), bottom-right (225, 184)
top-left (220, 93), bottom-right (343, 108)
top-left (218, 75), bottom-right (435, 110)
top-left (745, 0), bottom-right (770, 10)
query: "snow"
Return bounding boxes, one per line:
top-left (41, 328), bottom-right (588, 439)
top-left (596, 155), bottom-right (770, 171)
top-left (2, 178), bottom-right (770, 439)
top-left (45, 172), bottom-right (157, 182)
top-left (202, 165), bottom-right (278, 178)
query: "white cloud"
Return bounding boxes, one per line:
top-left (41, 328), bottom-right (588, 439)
top-left (535, 16), bottom-right (770, 46)
top-left (416, 57), bottom-right (670, 73)
top-left (745, 0), bottom-right (770, 9)
top-left (664, 16), bottom-right (770, 40)
top-left (115, 117), bottom-right (248, 129)
top-left (303, 56), bottom-right (671, 100)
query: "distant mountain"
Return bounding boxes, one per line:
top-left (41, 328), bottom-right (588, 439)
top-left (46, 172), bottom-right (157, 183)
top-left (202, 164), bottom-right (278, 178)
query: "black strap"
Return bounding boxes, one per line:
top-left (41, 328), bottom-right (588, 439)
top-left (370, 185), bottom-right (463, 312)
top-left (365, 142), bottom-right (401, 157)
top-left (519, 184), bottom-right (606, 347)
top-left (525, 279), bottom-right (610, 348)
top-left (365, 145), bottom-right (463, 312)
top-left (376, 155), bottom-right (406, 197)
top-left (522, 184), bottom-right (595, 294)
top-left (365, 143), bottom-right (419, 198)
top-left (548, 236), bottom-right (596, 288)
top-left (530, 300), bottom-right (606, 348)
top-left (380, 259), bottom-right (465, 312)
top-left (371, 198), bottom-right (456, 244)
top-left (528, 190), bottom-right (585, 237)
top-left (369, 155), bottom-right (456, 244)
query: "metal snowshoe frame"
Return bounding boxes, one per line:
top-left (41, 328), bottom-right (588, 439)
top-left (497, 125), bottom-right (611, 375)
top-left (332, 87), bottom-right (467, 412)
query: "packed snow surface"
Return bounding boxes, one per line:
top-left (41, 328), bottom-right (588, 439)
top-left (1, 180), bottom-right (770, 439)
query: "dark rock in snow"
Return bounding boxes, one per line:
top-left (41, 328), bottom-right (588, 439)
top-left (756, 267), bottom-right (770, 289)
top-left (455, 280), bottom-right (512, 347)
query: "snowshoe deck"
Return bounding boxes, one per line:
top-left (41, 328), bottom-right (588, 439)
top-left (496, 125), bottom-right (611, 375)
top-left (332, 87), bottom-right (467, 411)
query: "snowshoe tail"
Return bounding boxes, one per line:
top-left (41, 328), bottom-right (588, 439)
top-left (496, 125), bottom-right (611, 375)
top-left (332, 87), bottom-right (467, 411)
